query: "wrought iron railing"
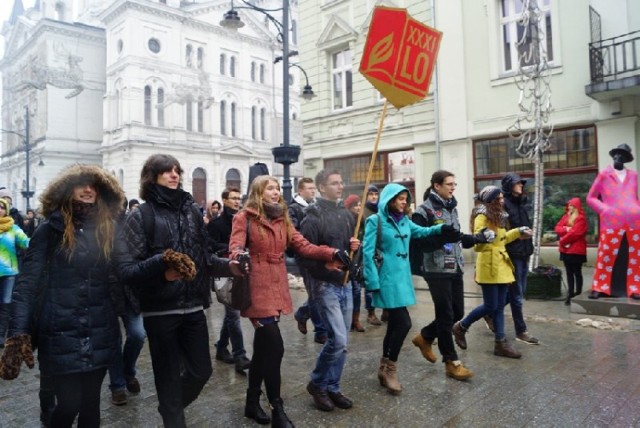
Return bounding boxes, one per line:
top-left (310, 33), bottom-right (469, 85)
top-left (589, 30), bottom-right (640, 83)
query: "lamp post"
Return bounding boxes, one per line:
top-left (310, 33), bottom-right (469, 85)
top-left (221, 0), bottom-right (312, 202)
top-left (0, 106), bottom-right (33, 210)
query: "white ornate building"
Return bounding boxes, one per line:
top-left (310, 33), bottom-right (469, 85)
top-left (0, 0), bottom-right (106, 211)
top-left (1, 0), bottom-right (303, 209)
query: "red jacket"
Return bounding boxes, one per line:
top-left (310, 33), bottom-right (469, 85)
top-left (554, 197), bottom-right (587, 256)
top-left (229, 208), bottom-right (335, 319)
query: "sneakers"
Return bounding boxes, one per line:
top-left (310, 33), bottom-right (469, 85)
top-left (515, 332), bottom-right (540, 345)
top-left (366, 310), bottom-right (382, 326)
top-left (111, 390), bottom-right (127, 406)
top-left (452, 322), bottom-right (468, 350)
top-left (445, 360), bottom-right (474, 381)
top-left (125, 377), bottom-right (141, 394)
top-left (235, 355), bottom-right (252, 373)
top-left (411, 334), bottom-right (437, 363)
top-left (215, 347), bottom-right (235, 364)
top-left (482, 315), bottom-right (495, 333)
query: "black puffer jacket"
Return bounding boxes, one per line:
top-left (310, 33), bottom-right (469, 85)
top-left (207, 208), bottom-right (234, 255)
top-left (502, 173), bottom-right (533, 259)
top-left (299, 197), bottom-right (354, 284)
top-left (8, 166), bottom-right (123, 375)
top-left (114, 186), bottom-right (232, 313)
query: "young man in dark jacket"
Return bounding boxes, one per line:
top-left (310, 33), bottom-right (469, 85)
top-left (501, 172), bottom-right (539, 345)
top-left (300, 169), bottom-right (359, 412)
top-left (114, 154), bottom-right (242, 428)
top-left (207, 188), bottom-right (251, 373)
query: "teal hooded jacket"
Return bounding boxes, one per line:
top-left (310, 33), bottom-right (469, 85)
top-left (363, 183), bottom-right (443, 308)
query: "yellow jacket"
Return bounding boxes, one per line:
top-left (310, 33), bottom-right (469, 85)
top-left (473, 214), bottom-right (522, 284)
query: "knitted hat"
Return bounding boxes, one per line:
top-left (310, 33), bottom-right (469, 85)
top-left (0, 198), bottom-right (10, 215)
top-left (0, 188), bottom-right (12, 200)
top-left (343, 194), bottom-right (361, 210)
top-left (367, 184), bottom-right (379, 194)
top-left (477, 185), bottom-right (502, 204)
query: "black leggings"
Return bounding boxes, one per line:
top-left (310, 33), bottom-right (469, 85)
top-left (382, 307), bottom-right (412, 362)
top-left (564, 262), bottom-right (584, 296)
top-left (248, 322), bottom-right (285, 402)
top-left (50, 367), bottom-right (106, 428)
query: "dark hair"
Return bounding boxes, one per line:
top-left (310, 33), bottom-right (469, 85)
top-left (423, 170), bottom-right (454, 202)
top-left (222, 187), bottom-right (241, 200)
top-left (211, 200), bottom-right (222, 209)
top-left (128, 199), bottom-right (140, 209)
top-left (314, 169), bottom-right (341, 188)
top-left (297, 177), bottom-right (314, 190)
top-left (139, 154), bottom-right (183, 200)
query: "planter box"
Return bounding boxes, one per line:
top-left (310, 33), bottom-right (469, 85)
top-left (526, 268), bottom-right (562, 299)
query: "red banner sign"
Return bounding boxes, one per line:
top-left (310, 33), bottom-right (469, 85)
top-left (360, 6), bottom-right (442, 109)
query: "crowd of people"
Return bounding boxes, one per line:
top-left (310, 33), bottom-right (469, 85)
top-left (0, 157), bottom-right (593, 428)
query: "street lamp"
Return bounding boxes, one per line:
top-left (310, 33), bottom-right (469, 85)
top-left (220, 0), bottom-right (311, 202)
top-left (0, 106), bottom-right (33, 210)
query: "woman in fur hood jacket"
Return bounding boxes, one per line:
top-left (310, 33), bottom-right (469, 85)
top-left (0, 164), bottom-right (125, 427)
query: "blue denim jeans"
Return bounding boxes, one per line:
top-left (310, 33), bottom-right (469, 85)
top-left (216, 303), bottom-right (246, 358)
top-left (0, 275), bottom-right (16, 303)
top-left (461, 284), bottom-right (508, 341)
top-left (108, 309), bottom-right (146, 391)
top-left (506, 258), bottom-right (528, 335)
top-left (294, 268), bottom-right (327, 339)
top-left (310, 282), bottom-right (353, 393)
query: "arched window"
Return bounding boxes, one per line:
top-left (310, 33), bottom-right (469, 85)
top-left (259, 64), bottom-right (265, 84)
top-left (186, 44), bottom-right (193, 67)
top-left (231, 102), bottom-right (237, 137)
top-left (192, 168), bottom-right (207, 208)
top-left (220, 101), bottom-right (226, 135)
top-left (144, 85), bottom-right (152, 125)
top-left (197, 101), bottom-right (204, 133)
top-left (251, 62), bottom-right (256, 82)
top-left (230, 56), bottom-right (236, 77)
top-left (186, 102), bottom-right (193, 131)
top-left (260, 108), bottom-right (266, 140)
top-left (251, 106), bottom-right (257, 140)
top-left (225, 168), bottom-right (241, 191)
top-left (197, 47), bottom-right (204, 69)
top-left (220, 54), bottom-right (226, 75)
top-left (157, 88), bottom-right (164, 127)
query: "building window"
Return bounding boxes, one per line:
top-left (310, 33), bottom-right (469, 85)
top-left (251, 106), bottom-right (257, 139)
top-left (226, 168), bottom-right (241, 191)
top-left (251, 62), bottom-right (256, 82)
top-left (500, 0), bottom-right (553, 73)
top-left (197, 47), bottom-right (204, 69)
top-left (144, 85), bottom-right (152, 125)
top-left (117, 39), bottom-right (123, 54)
top-left (186, 44), bottom-right (193, 67)
top-left (220, 101), bottom-right (226, 135)
top-left (197, 101), bottom-right (204, 133)
top-left (292, 20), bottom-right (297, 45)
top-left (473, 125), bottom-right (598, 244)
top-left (230, 56), bottom-right (236, 77)
top-left (332, 49), bottom-right (353, 110)
top-left (192, 167), bottom-right (207, 208)
top-left (231, 102), bottom-right (237, 137)
top-left (260, 108), bottom-right (266, 140)
top-left (157, 88), bottom-right (164, 127)
top-left (186, 102), bottom-right (193, 131)
top-left (148, 38), bottom-right (161, 54)
top-left (220, 54), bottom-right (226, 75)
top-left (259, 64), bottom-right (265, 84)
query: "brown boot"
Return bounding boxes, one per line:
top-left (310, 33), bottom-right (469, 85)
top-left (411, 334), bottom-right (437, 363)
top-left (377, 357), bottom-right (387, 385)
top-left (452, 322), bottom-right (468, 350)
top-left (351, 312), bottom-right (365, 332)
top-left (445, 360), bottom-right (474, 380)
top-left (494, 339), bottom-right (522, 359)
top-left (380, 359), bottom-right (402, 395)
top-left (367, 309), bottom-right (382, 326)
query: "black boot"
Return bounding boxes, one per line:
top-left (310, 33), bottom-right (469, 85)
top-left (244, 388), bottom-right (270, 425)
top-left (270, 398), bottom-right (294, 428)
top-left (0, 303), bottom-right (9, 347)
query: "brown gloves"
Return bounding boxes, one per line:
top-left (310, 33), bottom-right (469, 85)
top-left (0, 334), bottom-right (35, 380)
top-left (162, 249), bottom-right (197, 281)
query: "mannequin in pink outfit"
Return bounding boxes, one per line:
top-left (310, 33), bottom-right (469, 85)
top-left (586, 144), bottom-right (640, 299)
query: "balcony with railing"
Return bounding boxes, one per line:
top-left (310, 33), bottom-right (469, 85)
top-left (585, 30), bottom-right (640, 100)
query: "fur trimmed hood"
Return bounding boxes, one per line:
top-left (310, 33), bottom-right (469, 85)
top-left (39, 164), bottom-right (125, 219)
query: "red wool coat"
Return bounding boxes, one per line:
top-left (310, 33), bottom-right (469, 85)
top-left (554, 197), bottom-right (588, 257)
top-left (229, 208), bottom-right (335, 319)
